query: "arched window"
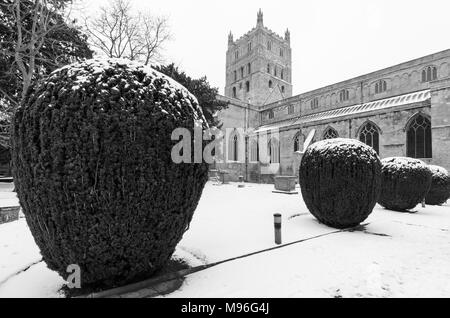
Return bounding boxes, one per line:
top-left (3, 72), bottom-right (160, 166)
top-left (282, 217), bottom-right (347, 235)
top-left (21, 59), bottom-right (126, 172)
top-left (375, 80), bottom-right (387, 94)
top-left (268, 110), bottom-right (274, 119)
top-left (267, 41), bottom-right (272, 50)
top-left (311, 98), bottom-right (319, 109)
top-left (232, 87), bottom-right (237, 98)
top-left (281, 86), bottom-right (285, 94)
top-left (268, 138), bottom-right (280, 164)
top-left (339, 89), bottom-right (349, 102)
top-left (323, 127), bottom-right (339, 140)
top-left (250, 139), bottom-right (259, 162)
top-left (245, 81), bottom-right (250, 92)
top-left (235, 51), bottom-right (239, 60)
top-left (247, 42), bottom-right (252, 52)
top-left (274, 66), bottom-right (277, 77)
top-left (247, 63), bottom-right (251, 74)
top-left (240, 67), bottom-right (244, 78)
top-left (234, 70), bottom-right (237, 82)
top-left (229, 133), bottom-right (239, 161)
top-left (293, 133), bottom-right (302, 152)
top-left (267, 64), bottom-right (270, 73)
top-left (406, 114), bottom-right (432, 158)
top-left (280, 48), bottom-right (284, 57)
top-left (359, 122), bottom-right (380, 154)
top-left (269, 80), bottom-right (273, 88)
top-left (422, 66), bottom-right (438, 82)
top-left (281, 69), bottom-right (284, 80)
top-left (288, 104), bottom-right (294, 115)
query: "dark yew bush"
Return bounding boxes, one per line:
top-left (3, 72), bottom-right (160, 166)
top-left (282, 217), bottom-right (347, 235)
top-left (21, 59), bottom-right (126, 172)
top-left (299, 138), bottom-right (382, 229)
top-left (425, 165), bottom-right (450, 206)
top-left (378, 157), bottom-right (432, 212)
top-left (11, 59), bottom-right (209, 288)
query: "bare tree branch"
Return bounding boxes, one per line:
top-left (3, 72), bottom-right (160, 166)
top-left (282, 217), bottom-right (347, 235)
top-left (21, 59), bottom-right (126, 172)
top-left (84, 0), bottom-right (171, 64)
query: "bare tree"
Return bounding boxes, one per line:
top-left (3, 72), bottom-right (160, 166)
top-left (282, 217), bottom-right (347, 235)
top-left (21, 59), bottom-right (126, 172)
top-left (4, 0), bottom-right (67, 101)
top-left (85, 0), bottom-right (171, 64)
top-left (0, 0), bottom-right (92, 105)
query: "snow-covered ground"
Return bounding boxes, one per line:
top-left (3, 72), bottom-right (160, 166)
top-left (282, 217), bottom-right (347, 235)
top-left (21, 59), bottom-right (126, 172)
top-left (0, 182), bottom-right (449, 298)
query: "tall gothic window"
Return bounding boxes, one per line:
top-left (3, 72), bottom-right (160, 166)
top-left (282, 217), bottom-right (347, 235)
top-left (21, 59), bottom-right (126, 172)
top-left (281, 86), bottom-right (285, 94)
top-left (267, 64), bottom-right (270, 73)
top-left (267, 41), bottom-right (272, 50)
top-left (311, 98), bottom-right (319, 109)
top-left (268, 110), bottom-right (274, 119)
top-left (422, 66), bottom-right (437, 82)
top-left (245, 81), bottom-right (250, 92)
top-left (281, 69), bottom-right (284, 80)
top-left (268, 138), bottom-right (280, 164)
top-left (248, 42), bottom-right (252, 52)
top-left (235, 51), bottom-right (239, 60)
top-left (407, 114), bottom-right (432, 158)
top-left (247, 63), bottom-right (251, 74)
top-left (359, 122), bottom-right (380, 154)
top-left (280, 48), bottom-right (284, 57)
top-left (269, 80), bottom-right (273, 88)
top-left (232, 87), bottom-right (237, 98)
top-left (323, 127), bottom-right (339, 140)
top-left (250, 139), bottom-right (259, 162)
top-left (240, 67), bottom-right (244, 78)
top-left (229, 133), bottom-right (239, 161)
top-left (293, 133), bottom-right (302, 152)
top-left (234, 70), bottom-right (237, 82)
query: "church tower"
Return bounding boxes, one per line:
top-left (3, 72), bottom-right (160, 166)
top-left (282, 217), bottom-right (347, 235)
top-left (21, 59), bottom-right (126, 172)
top-left (225, 9), bottom-right (292, 106)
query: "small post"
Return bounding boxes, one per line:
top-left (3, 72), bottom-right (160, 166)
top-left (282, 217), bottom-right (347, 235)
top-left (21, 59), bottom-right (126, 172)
top-left (422, 199), bottom-right (426, 208)
top-left (274, 213), bottom-right (282, 245)
top-left (238, 175), bottom-right (245, 188)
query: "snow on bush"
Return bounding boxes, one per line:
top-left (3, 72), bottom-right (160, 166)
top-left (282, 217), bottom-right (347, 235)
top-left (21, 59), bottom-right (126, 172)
top-left (11, 58), bottom-right (209, 289)
top-left (425, 165), bottom-right (450, 206)
top-left (299, 138), bottom-right (382, 229)
top-left (378, 157), bottom-right (432, 212)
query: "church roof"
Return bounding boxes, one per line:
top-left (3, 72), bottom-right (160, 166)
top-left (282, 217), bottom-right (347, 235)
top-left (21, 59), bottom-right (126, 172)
top-left (253, 89), bottom-right (431, 134)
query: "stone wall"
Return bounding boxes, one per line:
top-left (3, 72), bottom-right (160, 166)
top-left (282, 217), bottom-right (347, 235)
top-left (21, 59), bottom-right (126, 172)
top-left (260, 49), bottom-right (450, 124)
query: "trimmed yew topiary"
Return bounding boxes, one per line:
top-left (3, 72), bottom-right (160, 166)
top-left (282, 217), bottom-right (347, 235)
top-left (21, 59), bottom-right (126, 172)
top-left (378, 157), bottom-right (432, 212)
top-left (11, 59), bottom-right (209, 288)
top-left (425, 165), bottom-right (450, 206)
top-left (299, 138), bottom-right (382, 229)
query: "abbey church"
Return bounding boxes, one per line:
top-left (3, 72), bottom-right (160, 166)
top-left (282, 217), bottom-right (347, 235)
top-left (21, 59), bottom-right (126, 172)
top-left (215, 10), bottom-right (450, 183)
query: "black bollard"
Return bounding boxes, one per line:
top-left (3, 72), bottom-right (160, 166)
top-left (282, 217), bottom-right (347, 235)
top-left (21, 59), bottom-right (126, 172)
top-left (274, 213), bottom-right (282, 245)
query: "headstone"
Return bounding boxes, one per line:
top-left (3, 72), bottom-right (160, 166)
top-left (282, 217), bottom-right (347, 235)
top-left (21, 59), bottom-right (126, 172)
top-left (273, 176), bottom-right (298, 194)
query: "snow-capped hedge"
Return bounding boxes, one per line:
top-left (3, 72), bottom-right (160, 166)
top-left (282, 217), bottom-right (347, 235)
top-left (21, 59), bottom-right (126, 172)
top-left (425, 165), bottom-right (450, 206)
top-left (378, 157), bottom-right (432, 212)
top-left (299, 138), bottom-right (382, 229)
top-left (11, 58), bottom-right (209, 288)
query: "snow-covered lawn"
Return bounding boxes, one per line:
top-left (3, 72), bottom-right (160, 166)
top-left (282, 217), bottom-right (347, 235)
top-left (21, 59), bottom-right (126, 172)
top-left (1, 182), bottom-right (449, 297)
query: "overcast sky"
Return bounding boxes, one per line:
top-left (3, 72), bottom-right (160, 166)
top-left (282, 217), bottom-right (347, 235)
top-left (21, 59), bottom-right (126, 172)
top-left (79, 0), bottom-right (450, 96)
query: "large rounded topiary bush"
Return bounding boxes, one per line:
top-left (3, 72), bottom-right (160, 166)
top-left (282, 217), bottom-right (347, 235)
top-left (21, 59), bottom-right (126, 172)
top-left (425, 165), bottom-right (450, 206)
top-left (378, 157), bottom-right (432, 212)
top-left (299, 138), bottom-right (382, 229)
top-left (11, 59), bottom-right (209, 288)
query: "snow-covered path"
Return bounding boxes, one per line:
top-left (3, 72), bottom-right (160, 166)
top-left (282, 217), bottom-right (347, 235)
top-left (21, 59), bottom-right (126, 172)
top-left (1, 182), bottom-right (449, 297)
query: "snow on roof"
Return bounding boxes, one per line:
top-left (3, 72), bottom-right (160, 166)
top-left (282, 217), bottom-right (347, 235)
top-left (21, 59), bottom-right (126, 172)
top-left (254, 90), bottom-right (431, 134)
